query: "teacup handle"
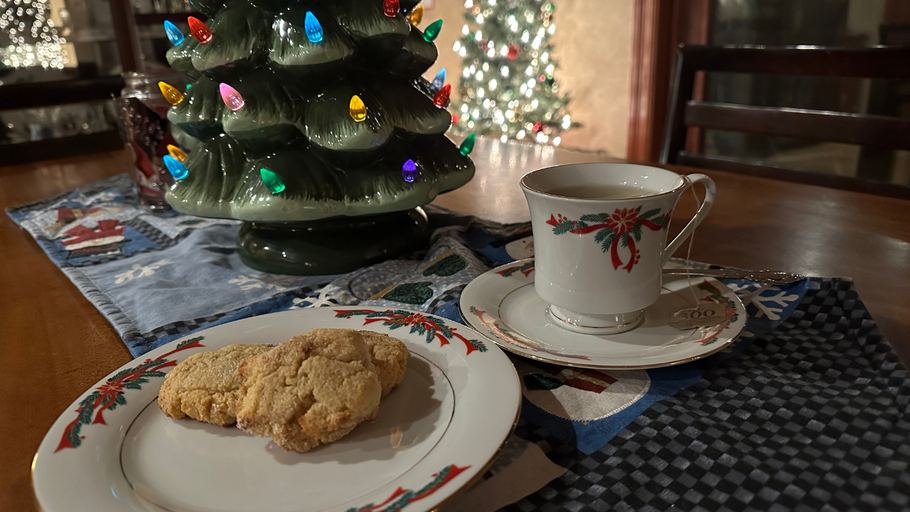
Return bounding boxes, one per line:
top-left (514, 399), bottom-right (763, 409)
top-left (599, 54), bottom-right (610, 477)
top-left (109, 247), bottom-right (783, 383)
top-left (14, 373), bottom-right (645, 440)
top-left (662, 173), bottom-right (716, 265)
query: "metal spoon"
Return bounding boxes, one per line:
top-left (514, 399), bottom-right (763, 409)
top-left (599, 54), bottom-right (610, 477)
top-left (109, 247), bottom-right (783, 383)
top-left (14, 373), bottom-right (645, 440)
top-left (663, 268), bottom-right (805, 285)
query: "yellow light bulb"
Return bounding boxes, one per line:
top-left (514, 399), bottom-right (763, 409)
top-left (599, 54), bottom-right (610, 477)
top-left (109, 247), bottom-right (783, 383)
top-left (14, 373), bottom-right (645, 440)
top-left (158, 81), bottom-right (184, 106)
top-left (349, 95), bottom-right (367, 122)
top-left (167, 144), bottom-right (187, 162)
top-left (409, 5), bottom-right (424, 25)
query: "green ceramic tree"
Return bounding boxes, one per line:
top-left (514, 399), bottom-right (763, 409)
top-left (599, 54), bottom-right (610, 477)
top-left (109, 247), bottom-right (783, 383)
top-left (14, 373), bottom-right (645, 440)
top-left (162, 0), bottom-right (475, 274)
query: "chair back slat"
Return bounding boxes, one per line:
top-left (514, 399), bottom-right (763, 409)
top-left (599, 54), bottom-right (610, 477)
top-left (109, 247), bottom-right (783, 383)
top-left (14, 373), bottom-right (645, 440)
top-left (684, 101), bottom-right (910, 151)
top-left (661, 45), bottom-right (910, 198)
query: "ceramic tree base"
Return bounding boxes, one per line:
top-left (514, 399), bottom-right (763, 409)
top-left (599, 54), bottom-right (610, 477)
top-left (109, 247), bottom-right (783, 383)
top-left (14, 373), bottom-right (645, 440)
top-left (237, 208), bottom-right (428, 275)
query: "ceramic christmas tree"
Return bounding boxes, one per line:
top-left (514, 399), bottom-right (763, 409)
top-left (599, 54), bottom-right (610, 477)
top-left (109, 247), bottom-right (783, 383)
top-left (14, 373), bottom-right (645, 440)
top-left (162, 0), bottom-right (475, 275)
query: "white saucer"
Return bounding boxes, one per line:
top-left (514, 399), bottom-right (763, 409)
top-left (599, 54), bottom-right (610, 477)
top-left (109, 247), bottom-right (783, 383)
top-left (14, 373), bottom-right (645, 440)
top-left (460, 258), bottom-right (747, 369)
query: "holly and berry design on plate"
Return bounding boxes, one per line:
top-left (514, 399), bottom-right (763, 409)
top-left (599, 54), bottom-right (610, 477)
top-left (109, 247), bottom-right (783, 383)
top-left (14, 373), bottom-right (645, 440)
top-left (547, 207), bottom-right (671, 272)
top-left (56, 336), bottom-right (205, 452)
top-left (334, 309), bottom-right (487, 356)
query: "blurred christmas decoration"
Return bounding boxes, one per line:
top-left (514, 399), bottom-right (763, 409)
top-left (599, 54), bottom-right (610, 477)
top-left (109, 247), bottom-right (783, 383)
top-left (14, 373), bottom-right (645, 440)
top-left (0, 0), bottom-right (67, 68)
top-left (451, 0), bottom-right (575, 145)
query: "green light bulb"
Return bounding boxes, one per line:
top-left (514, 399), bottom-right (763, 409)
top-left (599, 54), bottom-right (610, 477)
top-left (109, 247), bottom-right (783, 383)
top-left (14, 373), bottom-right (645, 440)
top-left (459, 134), bottom-right (476, 156)
top-left (260, 168), bottom-right (286, 194)
top-left (423, 19), bottom-right (443, 42)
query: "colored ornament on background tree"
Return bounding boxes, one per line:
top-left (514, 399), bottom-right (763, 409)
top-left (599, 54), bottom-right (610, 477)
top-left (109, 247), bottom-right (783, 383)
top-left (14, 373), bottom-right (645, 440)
top-left (507, 44), bottom-right (519, 60)
top-left (452, 113), bottom-right (460, 125)
top-left (433, 84), bottom-right (451, 108)
top-left (459, 134), bottom-right (476, 156)
top-left (304, 11), bottom-right (324, 43)
top-left (158, 81), bottom-right (184, 106)
top-left (260, 168), bottom-right (286, 194)
top-left (163, 20), bottom-right (185, 46)
top-left (163, 155), bottom-right (189, 180)
top-left (219, 83), bottom-right (245, 111)
top-left (401, 159), bottom-right (418, 183)
top-left (533, 122), bottom-right (543, 132)
top-left (187, 16), bottom-right (213, 43)
top-left (382, 0), bottom-right (399, 17)
top-left (349, 95), bottom-right (367, 122)
top-left (432, 68), bottom-right (446, 91)
top-left (423, 19), bottom-right (442, 42)
top-left (167, 145), bottom-right (187, 162)
top-left (409, 4), bottom-right (424, 25)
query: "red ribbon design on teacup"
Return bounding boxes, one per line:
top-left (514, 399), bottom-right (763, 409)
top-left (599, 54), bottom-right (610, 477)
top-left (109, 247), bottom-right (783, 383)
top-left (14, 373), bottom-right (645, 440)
top-left (546, 207), bottom-right (671, 272)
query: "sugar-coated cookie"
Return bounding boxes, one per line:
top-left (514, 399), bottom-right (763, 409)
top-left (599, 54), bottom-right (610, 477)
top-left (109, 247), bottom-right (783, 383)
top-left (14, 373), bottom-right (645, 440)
top-left (359, 330), bottom-right (409, 397)
top-left (158, 343), bottom-right (274, 427)
top-left (235, 329), bottom-right (382, 452)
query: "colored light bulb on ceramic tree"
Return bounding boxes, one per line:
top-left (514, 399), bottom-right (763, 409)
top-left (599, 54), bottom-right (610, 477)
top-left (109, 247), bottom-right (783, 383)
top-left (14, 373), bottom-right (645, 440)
top-left (383, 0), bottom-right (399, 17)
top-left (431, 68), bottom-right (446, 91)
top-left (304, 11), bottom-right (323, 43)
top-left (167, 144), bottom-right (187, 162)
top-left (349, 95), bottom-right (367, 122)
top-left (219, 83), bottom-right (245, 111)
top-left (158, 81), bottom-right (184, 106)
top-left (163, 20), bottom-right (184, 46)
top-left (401, 159), bottom-right (418, 182)
top-left (433, 84), bottom-right (451, 108)
top-left (423, 19), bottom-right (442, 42)
top-left (163, 155), bottom-right (189, 180)
top-left (188, 16), bottom-right (212, 43)
top-left (260, 168), bottom-right (286, 194)
top-left (409, 4), bottom-right (423, 25)
top-left (459, 134), bottom-right (476, 156)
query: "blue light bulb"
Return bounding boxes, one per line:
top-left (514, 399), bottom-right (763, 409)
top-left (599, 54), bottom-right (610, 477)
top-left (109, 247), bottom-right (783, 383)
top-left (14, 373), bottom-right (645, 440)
top-left (432, 68), bottom-right (446, 91)
top-left (304, 11), bottom-right (323, 43)
top-left (163, 20), bottom-right (184, 46)
top-left (402, 159), bottom-right (418, 183)
top-left (163, 155), bottom-right (188, 180)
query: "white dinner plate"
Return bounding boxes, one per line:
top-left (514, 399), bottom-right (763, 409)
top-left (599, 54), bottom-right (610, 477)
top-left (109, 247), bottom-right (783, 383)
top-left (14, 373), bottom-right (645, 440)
top-left (460, 258), bottom-right (746, 369)
top-left (33, 307), bottom-right (520, 512)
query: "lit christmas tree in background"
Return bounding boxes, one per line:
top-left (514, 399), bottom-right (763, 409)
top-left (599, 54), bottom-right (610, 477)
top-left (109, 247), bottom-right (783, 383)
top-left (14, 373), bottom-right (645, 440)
top-left (451, 0), bottom-right (573, 145)
top-left (0, 0), bottom-right (67, 68)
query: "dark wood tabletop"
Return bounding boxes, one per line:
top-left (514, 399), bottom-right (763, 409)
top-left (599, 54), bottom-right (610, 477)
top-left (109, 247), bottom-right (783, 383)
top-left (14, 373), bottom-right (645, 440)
top-left (2, 138), bottom-right (908, 511)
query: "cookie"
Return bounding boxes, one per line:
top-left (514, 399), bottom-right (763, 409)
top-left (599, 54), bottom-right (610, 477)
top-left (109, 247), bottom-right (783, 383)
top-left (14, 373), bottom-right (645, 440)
top-left (359, 330), bottom-right (409, 397)
top-left (158, 343), bottom-right (274, 427)
top-left (235, 328), bottom-right (382, 452)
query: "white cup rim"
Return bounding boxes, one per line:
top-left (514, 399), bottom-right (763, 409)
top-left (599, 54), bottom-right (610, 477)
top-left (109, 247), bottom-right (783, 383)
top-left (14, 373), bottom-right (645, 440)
top-left (519, 162), bottom-right (688, 202)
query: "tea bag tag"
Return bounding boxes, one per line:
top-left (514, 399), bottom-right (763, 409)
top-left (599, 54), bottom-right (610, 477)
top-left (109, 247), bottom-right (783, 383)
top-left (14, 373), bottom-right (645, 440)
top-left (669, 302), bottom-right (726, 330)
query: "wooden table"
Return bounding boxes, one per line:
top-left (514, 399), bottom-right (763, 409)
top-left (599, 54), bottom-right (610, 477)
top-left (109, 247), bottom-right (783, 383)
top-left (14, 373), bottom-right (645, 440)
top-left (2, 139), bottom-right (908, 511)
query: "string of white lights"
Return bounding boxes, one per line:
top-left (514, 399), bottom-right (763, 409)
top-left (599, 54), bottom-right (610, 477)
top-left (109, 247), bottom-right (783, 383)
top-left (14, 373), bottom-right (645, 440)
top-left (451, 0), bottom-right (572, 145)
top-left (0, 0), bottom-right (67, 68)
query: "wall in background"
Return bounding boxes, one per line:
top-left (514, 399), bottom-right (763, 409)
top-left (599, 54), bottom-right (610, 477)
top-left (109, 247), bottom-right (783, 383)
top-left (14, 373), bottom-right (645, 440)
top-left (424, 0), bottom-right (634, 157)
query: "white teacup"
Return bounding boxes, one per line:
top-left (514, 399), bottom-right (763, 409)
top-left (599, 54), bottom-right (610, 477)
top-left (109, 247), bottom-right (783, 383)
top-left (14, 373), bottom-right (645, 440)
top-left (520, 163), bottom-right (715, 334)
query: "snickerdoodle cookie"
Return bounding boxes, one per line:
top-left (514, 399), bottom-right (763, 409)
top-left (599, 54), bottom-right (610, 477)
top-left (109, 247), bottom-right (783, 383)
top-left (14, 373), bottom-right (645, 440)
top-left (158, 343), bottom-right (274, 427)
top-left (235, 328), bottom-right (382, 452)
top-left (359, 330), bottom-right (409, 397)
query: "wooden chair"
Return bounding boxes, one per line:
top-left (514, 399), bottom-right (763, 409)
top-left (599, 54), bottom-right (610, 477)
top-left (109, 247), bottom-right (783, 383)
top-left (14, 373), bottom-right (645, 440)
top-left (660, 45), bottom-right (910, 199)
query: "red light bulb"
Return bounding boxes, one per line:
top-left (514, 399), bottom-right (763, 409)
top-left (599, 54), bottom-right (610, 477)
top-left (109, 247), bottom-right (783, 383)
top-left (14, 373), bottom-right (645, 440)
top-left (188, 16), bottom-right (213, 43)
top-left (383, 0), bottom-right (400, 17)
top-left (433, 84), bottom-right (451, 108)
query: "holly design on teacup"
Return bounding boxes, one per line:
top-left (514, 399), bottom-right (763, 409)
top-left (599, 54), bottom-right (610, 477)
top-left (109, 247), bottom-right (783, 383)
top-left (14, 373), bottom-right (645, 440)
top-left (546, 207), bottom-right (671, 272)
